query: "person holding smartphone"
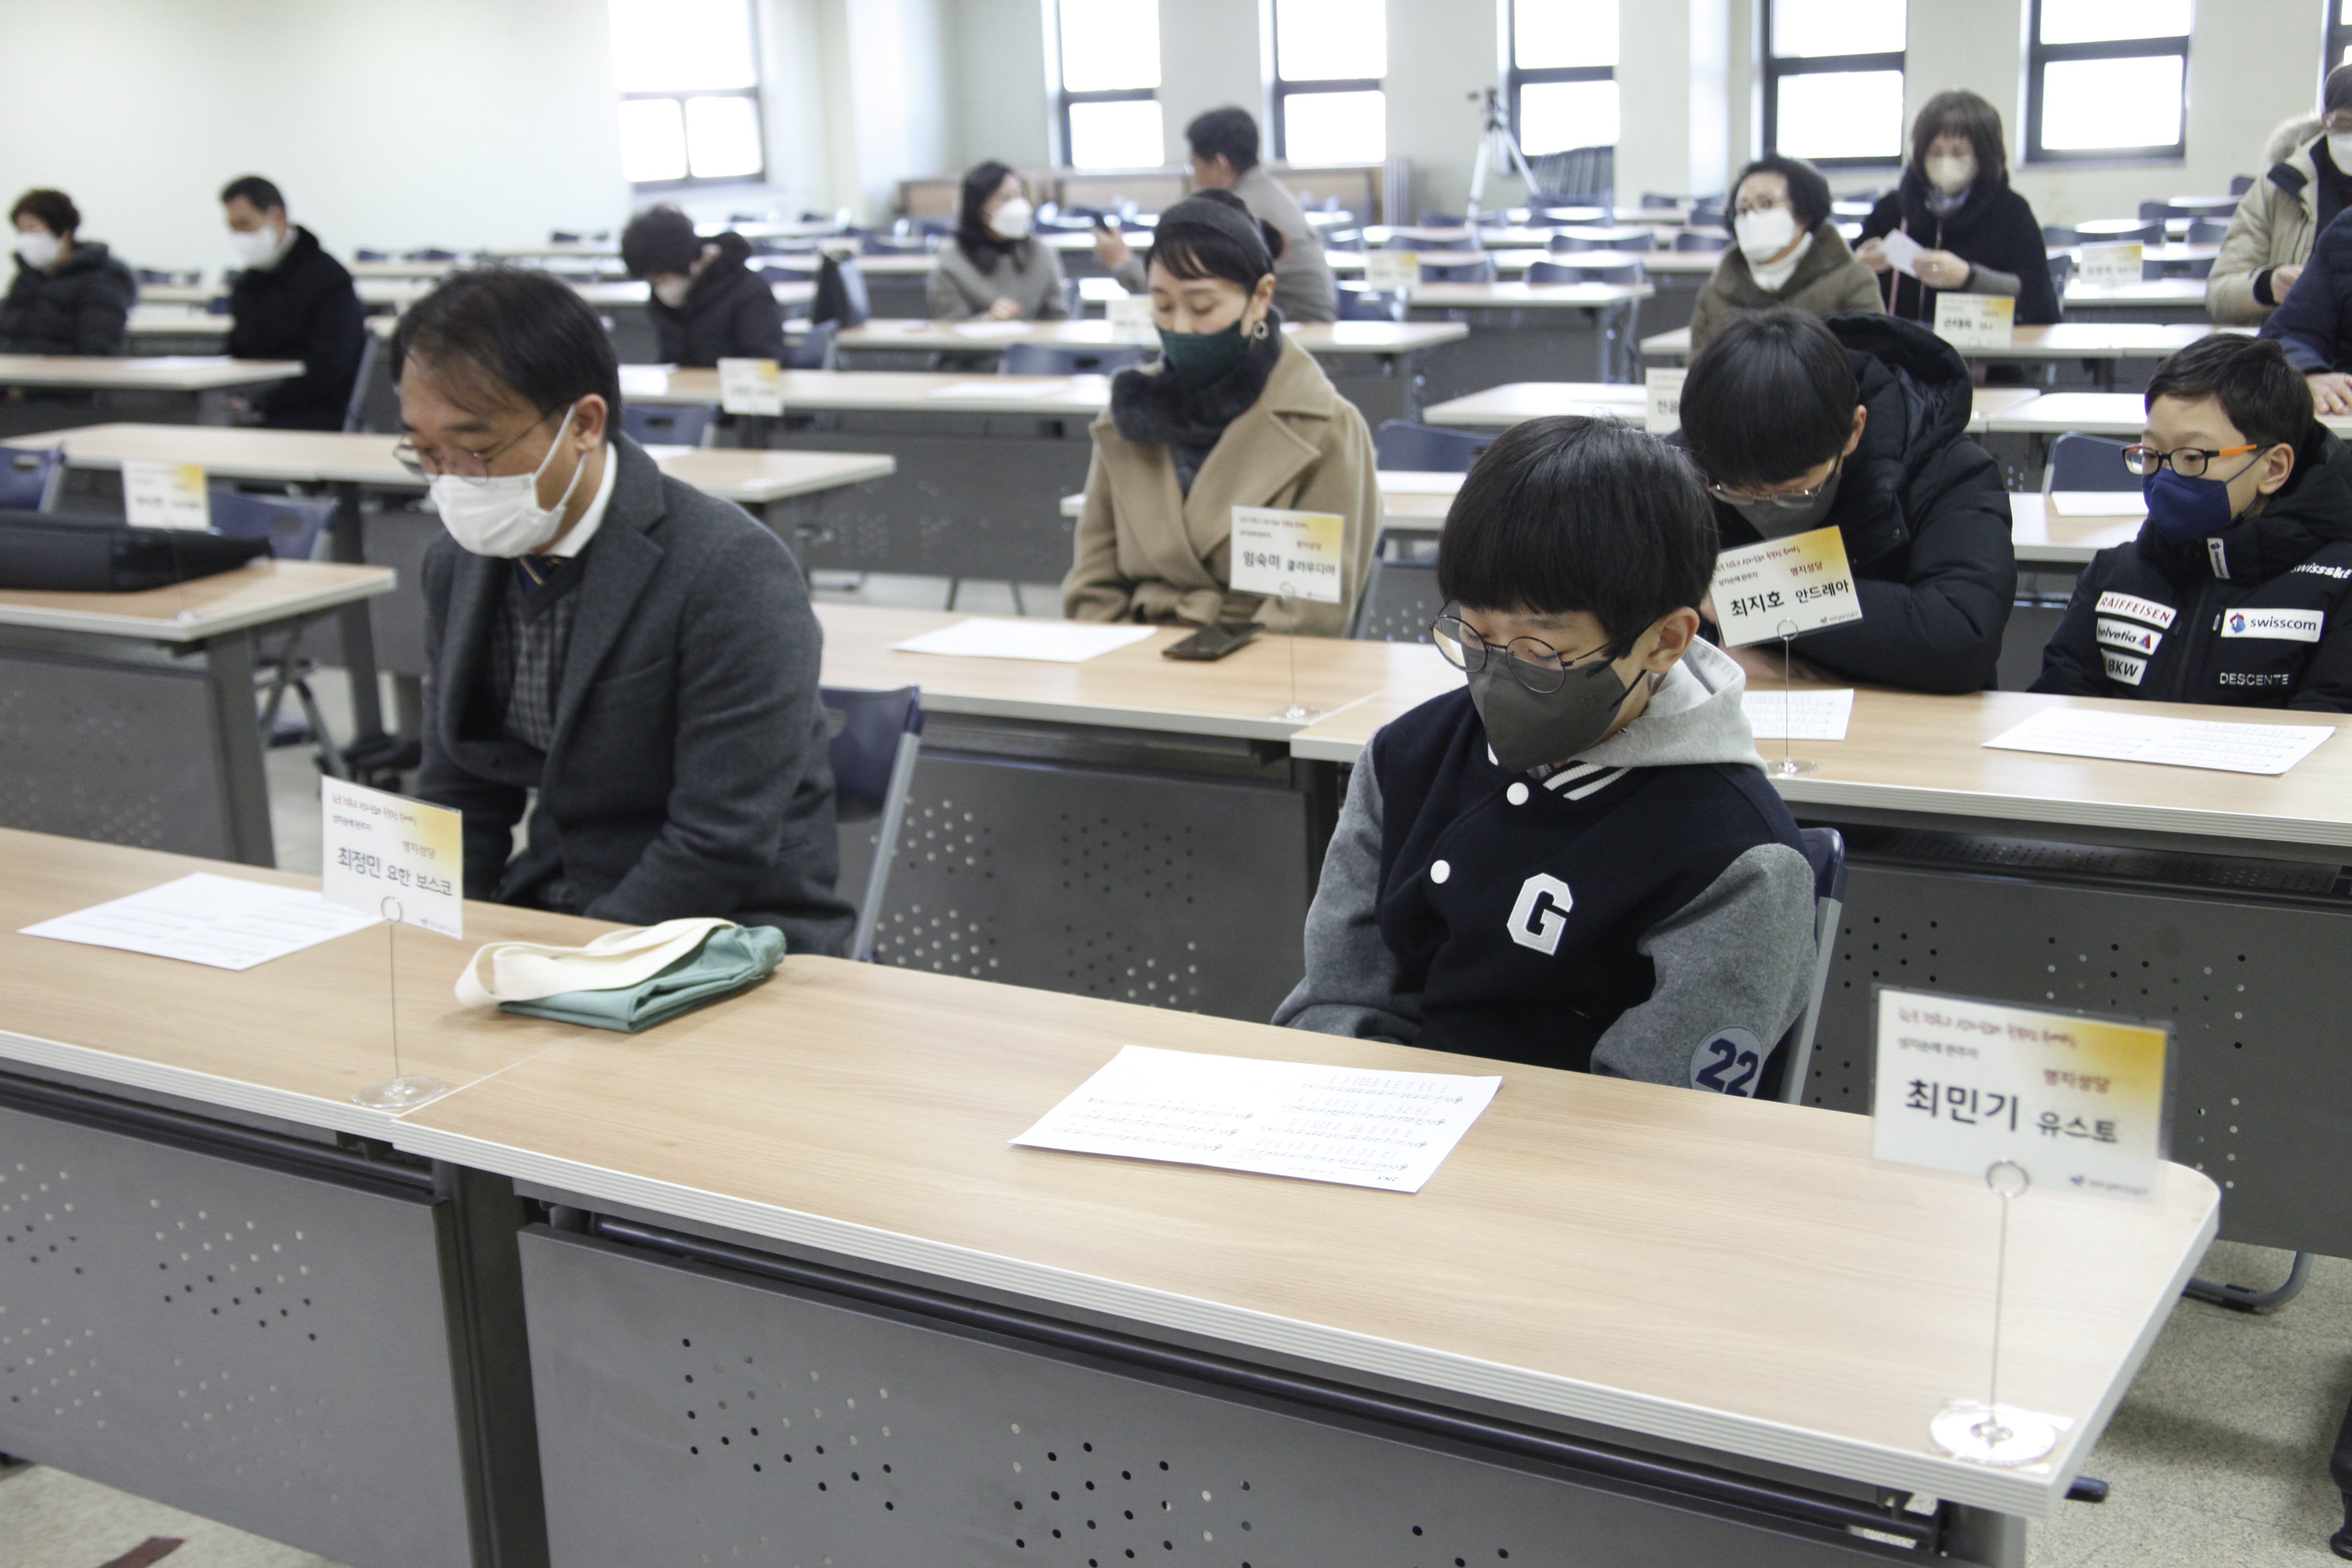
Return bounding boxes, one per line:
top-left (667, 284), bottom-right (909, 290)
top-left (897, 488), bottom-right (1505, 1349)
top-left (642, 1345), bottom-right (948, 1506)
top-left (928, 162), bottom-right (1070, 322)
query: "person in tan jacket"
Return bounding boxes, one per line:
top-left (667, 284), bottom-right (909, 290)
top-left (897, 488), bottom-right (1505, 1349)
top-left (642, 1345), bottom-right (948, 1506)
top-left (1063, 190), bottom-right (1377, 634)
top-left (1689, 155), bottom-right (1882, 352)
top-left (2209, 68), bottom-right (2352, 326)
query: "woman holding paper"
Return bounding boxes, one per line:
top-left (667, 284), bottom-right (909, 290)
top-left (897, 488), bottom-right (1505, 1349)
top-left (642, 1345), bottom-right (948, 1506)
top-left (1687, 156), bottom-right (1882, 352)
top-left (928, 163), bottom-right (1070, 322)
top-left (1062, 190), bottom-right (1376, 634)
top-left (1856, 92), bottom-right (2060, 328)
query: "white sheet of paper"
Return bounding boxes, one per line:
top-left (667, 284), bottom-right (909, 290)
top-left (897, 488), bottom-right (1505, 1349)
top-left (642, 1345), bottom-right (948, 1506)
top-left (1983, 707), bottom-right (2335, 776)
top-left (890, 616), bottom-right (1156, 662)
top-left (1742, 688), bottom-right (1854, 740)
top-left (927, 379), bottom-right (1071, 399)
top-left (1012, 1044), bottom-right (1501, 1193)
top-left (2049, 491), bottom-right (2146, 517)
top-left (1877, 228), bottom-right (1926, 280)
top-left (19, 872), bottom-right (379, 972)
top-left (951, 320), bottom-right (1036, 340)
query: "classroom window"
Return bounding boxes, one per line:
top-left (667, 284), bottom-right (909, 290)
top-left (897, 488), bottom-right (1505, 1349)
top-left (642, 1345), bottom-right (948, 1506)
top-left (1510, 0), bottom-right (1619, 155)
top-left (2025, 0), bottom-right (2191, 163)
top-left (2331, 0), bottom-right (2352, 69)
top-left (609, 0), bottom-right (764, 187)
top-left (1271, 0), bottom-right (1387, 164)
top-left (1761, 0), bottom-right (1906, 167)
top-left (1056, 0), bottom-right (1165, 168)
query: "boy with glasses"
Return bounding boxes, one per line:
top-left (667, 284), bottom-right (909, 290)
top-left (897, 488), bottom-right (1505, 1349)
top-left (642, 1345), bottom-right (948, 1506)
top-left (2033, 334), bottom-right (2352, 709)
top-left (1274, 417), bottom-right (1818, 1093)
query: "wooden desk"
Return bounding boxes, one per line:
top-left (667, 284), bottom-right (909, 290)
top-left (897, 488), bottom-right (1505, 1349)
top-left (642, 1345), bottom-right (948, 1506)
top-left (347, 258), bottom-right (462, 280)
top-left (0, 353), bottom-right (299, 393)
top-left (389, 952), bottom-right (2216, 1558)
top-left (2008, 492), bottom-right (2143, 564)
top-left (617, 365), bottom-right (1112, 418)
top-left (1420, 381), bottom-right (2041, 436)
top-left (1643, 325), bottom-right (2220, 387)
top-left (124, 307), bottom-right (232, 348)
top-left (1060, 469), bottom-right (1465, 525)
top-left (0, 561), bottom-right (392, 866)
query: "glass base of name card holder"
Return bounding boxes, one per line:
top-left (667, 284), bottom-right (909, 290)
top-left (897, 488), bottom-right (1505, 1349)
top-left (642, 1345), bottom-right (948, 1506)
top-left (1931, 1402), bottom-right (2061, 1467)
top-left (352, 895), bottom-right (447, 1111)
top-left (353, 1074), bottom-right (449, 1111)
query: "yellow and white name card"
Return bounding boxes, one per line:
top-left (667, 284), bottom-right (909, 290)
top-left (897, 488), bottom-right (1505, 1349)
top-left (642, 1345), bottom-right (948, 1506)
top-left (1364, 250), bottom-right (1419, 292)
top-left (1105, 296), bottom-right (1158, 343)
top-left (1933, 292), bottom-right (2016, 349)
top-left (1709, 524), bottom-right (1862, 647)
top-left (1643, 367), bottom-right (1686, 435)
top-left (322, 779), bottom-right (464, 939)
top-left (2077, 242), bottom-right (2144, 289)
top-left (122, 460), bottom-right (210, 530)
top-left (717, 357), bottom-right (784, 416)
top-left (1230, 505), bottom-right (1347, 604)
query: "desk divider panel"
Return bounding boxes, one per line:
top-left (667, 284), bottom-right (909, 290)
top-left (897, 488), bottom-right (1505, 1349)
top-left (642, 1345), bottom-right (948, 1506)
top-left (0, 647), bottom-right (228, 859)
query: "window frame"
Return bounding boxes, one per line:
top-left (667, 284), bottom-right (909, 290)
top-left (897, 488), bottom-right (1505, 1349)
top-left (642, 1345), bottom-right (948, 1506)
top-left (1053, 0), bottom-right (1163, 170)
top-left (1759, 0), bottom-right (1906, 170)
top-left (2329, 0), bottom-right (2352, 71)
top-left (1506, 0), bottom-right (1617, 155)
top-left (1268, 0), bottom-right (1387, 165)
top-left (2022, 0), bottom-right (2191, 165)
top-left (621, 86), bottom-right (766, 191)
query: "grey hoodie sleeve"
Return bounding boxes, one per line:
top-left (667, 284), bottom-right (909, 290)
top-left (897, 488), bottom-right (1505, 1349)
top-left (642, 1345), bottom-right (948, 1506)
top-left (1272, 759), bottom-right (1424, 1043)
top-left (1588, 841), bottom-right (1818, 1094)
top-left (1112, 253), bottom-right (1148, 295)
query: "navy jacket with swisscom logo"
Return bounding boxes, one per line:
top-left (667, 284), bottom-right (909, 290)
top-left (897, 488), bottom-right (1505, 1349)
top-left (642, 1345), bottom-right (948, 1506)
top-left (2032, 421), bottom-right (2352, 710)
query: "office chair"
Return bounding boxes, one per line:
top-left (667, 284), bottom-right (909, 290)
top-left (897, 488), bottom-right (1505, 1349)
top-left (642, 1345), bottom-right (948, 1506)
top-left (622, 404), bottom-right (720, 448)
top-left (0, 447), bottom-right (65, 511)
top-left (1419, 255), bottom-right (1499, 285)
top-left (1754, 827), bottom-right (1847, 1104)
top-left (822, 684), bottom-right (925, 963)
top-left (2043, 433), bottom-right (2138, 493)
top-left (1001, 342), bottom-right (1152, 377)
top-left (1373, 420), bottom-right (1494, 472)
top-left (209, 488), bottom-right (349, 779)
top-left (1344, 552), bottom-right (1445, 642)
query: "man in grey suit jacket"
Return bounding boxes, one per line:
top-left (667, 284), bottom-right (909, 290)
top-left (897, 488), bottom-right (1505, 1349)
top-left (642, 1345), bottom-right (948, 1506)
top-left (1098, 107), bottom-right (1339, 325)
top-left (394, 267), bottom-right (854, 955)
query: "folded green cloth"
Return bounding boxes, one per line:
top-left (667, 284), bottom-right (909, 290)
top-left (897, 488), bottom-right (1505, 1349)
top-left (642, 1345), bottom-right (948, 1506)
top-left (498, 925), bottom-right (786, 1033)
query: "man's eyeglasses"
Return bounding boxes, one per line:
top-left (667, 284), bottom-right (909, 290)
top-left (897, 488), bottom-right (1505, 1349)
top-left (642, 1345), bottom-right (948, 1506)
top-left (1706, 455), bottom-right (1842, 510)
top-left (392, 406), bottom-right (564, 486)
top-left (1431, 608), bottom-right (1613, 694)
top-left (2122, 443), bottom-right (2262, 480)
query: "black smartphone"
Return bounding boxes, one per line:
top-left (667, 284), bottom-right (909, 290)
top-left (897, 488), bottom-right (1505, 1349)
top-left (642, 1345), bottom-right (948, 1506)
top-left (1163, 621), bottom-right (1264, 661)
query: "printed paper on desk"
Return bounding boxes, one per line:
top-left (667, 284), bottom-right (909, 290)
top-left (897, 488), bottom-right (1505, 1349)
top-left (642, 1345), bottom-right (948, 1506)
top-left (890, 616), bottom-right (1156, 662)
top-left (949, 320), bottom-right (1035, 340)
top-left (717, 357), bottom-right (784, 415)
top-left (121, 460), bottom-right (209, 530)
top-left (1983, 705), bottom-right (2335, 775)
top-left (1741, 688), bottom-right (1854, 740)
top-left (2078, 243), bottom-right (2144, 289)
top-left (1230, 505), bottom-right (1347, 603)
top-left (1877, 228), bottom-right (1926, 279)
top-left (19, 872), bottom-right (378, 972)
top-left (1708, 524), bottom-right (1864, 647)
top-left (1364, 250), bottom-right (1419, 292)
top-left (321, 779), bottom-right (464, 939)
top-left (1872, 989), bottom-right (2168, 1201)
top-left (2049, 491), bottom-right (2146, 517)
top-left (1933, 292), bottom-right (2015, 350)
top-left (1643, 367), bottom-right (1686, 434)
top-left (1012, 1044), bottom-right (1502, 1193)
top-left (1105, 296), bottom-right (1158, 344)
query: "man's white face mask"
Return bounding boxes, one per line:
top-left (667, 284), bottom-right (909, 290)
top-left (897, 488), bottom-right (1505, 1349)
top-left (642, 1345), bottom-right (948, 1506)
top-left (430, 403), bottom-right (590, 557)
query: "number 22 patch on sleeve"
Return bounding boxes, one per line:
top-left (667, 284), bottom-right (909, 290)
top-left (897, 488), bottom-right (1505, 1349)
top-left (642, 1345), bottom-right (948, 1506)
top-left (1689, 1027), bottom-right (1767, 1097)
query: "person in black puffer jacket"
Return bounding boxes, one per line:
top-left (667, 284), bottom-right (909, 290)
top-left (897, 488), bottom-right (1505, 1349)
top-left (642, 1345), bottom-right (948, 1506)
top-left (620, 205), bottom-right (785, 366)
top-left (1679, 309), bottom-right (2017, 693)
top-left (1857, 90), bottom-right (2061, 327)
top-left (220, 175), bottom-right (368, 431)
top-left (0, 188), bottom-right (135, 356)
top-left (2035, 334), bottom-right (2352, 709)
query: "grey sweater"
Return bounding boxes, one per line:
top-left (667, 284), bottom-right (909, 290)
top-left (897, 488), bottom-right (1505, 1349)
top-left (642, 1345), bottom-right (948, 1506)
top-left (928, 238), bottom-right (1071, 321)
top-left (1114, 165), bottom-right (1339, 324)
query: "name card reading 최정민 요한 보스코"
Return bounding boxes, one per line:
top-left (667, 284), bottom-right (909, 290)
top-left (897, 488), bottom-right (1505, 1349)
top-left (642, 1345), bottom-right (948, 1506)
top-left (322, 778), bottom-right (464, 939)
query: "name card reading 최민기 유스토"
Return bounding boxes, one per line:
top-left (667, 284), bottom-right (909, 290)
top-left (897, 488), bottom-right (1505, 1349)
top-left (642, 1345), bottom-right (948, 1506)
top-left (1230, 505), bottom-right (1347, 604)
top-left (1934, 292), bottom-right (2016, 351)
top-left (1709, 524), bottom-right (1863, 648)
top-left (322, 778), bottom-right (464, 939)
top-left (1871, 988), bottom-right (2168, 1201)
top-left (717, 357), bottom-right (784, 416)
top-left (2077, 242), bottom-right (2145, 289)
top-left (1644, 367), bottom-right (1686, 435)
top-left (121, 459), bottom-right (210, 530)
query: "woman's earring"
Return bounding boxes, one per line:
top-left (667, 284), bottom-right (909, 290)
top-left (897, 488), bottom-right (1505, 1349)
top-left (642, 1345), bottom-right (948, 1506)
top-left (1251, 316), bottom-right (1271, 340)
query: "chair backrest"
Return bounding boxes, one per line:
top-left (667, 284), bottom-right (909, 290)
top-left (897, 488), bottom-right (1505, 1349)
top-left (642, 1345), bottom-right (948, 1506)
top-left (1001, 341), bottom-right (1153, 377)
top-left (1764, 826), bottom-right (1848, 1105)
top-left (2040, 224), bottom-right (2079, 248)
top-left (1673, 230), bottom-right (1730, 252)
top-left (782, 319), bottom-right (839, 370)
top-left (1394, 232), bottom-right (1479, 251)
top-left (2187, 217), bottom-right (2230, 245)
top-left (1336, 284), bottom-right (1407, 322)
top-left (1345, 555), bottom-right (1447, 642)
top-left (821, 683), bottom-right (925, 964)
top-left (1550, 227), bottom-right (1655, 253)
top-left (0, 446), bottom-right (64, 511)
top-left (2076, 218), bottom-right (2163, 245)
top-left (1373, 420), bottom-right (1494, 472)
top-left (2045, 251), bottom-right (2075, 296)
top-left (340, 330), bottom-right (382, 434)
top-left (407, 248), bottom-right (458, 262)
top-left (622, 403), bottom-right (720, 448)
top-left (813, 254), bottom-right (870, 327)
top-left (2231, 173), bottom-right (2255, 196)
top-left (1324, 229), bottom-right (1369, 252)
top-left (2044, 432), bottom-right (2137, 493)
top-left (1418, 209), bottom-right (1464, 228)
top-left (1419, 255), bottom-right (1498, 284)
top-left (1526, 258), bottom-right (1643, 286)
top-left (206, 487), bottom-right (338, 560)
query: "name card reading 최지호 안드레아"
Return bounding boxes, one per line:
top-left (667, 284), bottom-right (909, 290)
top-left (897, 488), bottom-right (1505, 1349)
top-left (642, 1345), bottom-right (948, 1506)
top-left (1708, 524), bottom-right (1862, 647)
top-left (1230, 506), bottom-right (1347, 603)
top-left (2077, 242), bottom-right (2144, 289)
top-left (121, 459), bottom-right (210, 530)
top-left (1644, 367), bottom-right (1685, 434)
top-left (1364, 250), bottom-right (1419, 292)
top-left (717, 357), bottom-right (784, 416)
top-left (1934, 292), bottom-right (2015, 350)
top-left (1871, 989), bottom-right (2168, 1201)
top-left (322, 778), bottom-right (464, 939)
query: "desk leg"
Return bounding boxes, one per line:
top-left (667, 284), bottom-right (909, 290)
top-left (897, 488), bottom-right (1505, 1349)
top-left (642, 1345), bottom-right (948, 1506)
top-left (202, 628), bottom-right (276, 867)
top-left (1940, 1503), bottom-right (2025, 1567)
top-left (432, 1161), bottom-right (551, 1568)
top-left (1398, 349), bottom-right (1424, 420)
top-left (1296, 756), bottom-right (1344, 891)
top-left (330, 480), bottom-right (386, 745)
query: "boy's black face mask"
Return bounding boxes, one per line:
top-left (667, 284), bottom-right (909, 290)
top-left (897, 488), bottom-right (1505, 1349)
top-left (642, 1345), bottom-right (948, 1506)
top-left (1465, 656), bottom-right (1632, 772)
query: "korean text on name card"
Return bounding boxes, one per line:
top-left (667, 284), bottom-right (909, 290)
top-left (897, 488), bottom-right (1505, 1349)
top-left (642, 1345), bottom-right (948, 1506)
top-left (321, 779), bottom-right (464, 938)
top-left (122, 460), bottom-right (211, 531)
top-left (1709, 524), bottom-right (1864, 647)
top-left (1364, 250), bottom-right (1419, 292)
top-left (1644, 367), bottom-right (1686, 435)
top-left (1933, 293), bottom-right (2015, 350)
top-left (717, 357), bottom-right (784, 416)
top-left (1230, 506), bottom-right (1347, 604)
top-left (2077, 243), bottom-right (2144, 289)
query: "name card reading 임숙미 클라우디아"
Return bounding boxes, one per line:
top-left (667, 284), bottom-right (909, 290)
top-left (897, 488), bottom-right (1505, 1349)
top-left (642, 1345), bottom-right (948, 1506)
top-left (121, 459), bottom-right (210, 530)
top-left (717, 357), bottom-right (784, 416)
top-left (1230, 505), bottom-right (1347, 604)
top-left (321, 778), bottom-right (464, 939)
top-left (1708, 524), bottom-right (1863, 648)
top-left (1870, 988), bottom-right (2168, 1201)
top-left (1933, 291), bottom-right (2016, 351)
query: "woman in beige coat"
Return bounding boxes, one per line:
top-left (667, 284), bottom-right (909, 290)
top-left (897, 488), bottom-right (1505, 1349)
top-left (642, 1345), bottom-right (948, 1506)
top-left (2208, 67), bottom-right (2352, 325)
top-left (1689, 155), bottom-right (1882, 352)
top-left (1063, 190), bottom-right (1377, 635)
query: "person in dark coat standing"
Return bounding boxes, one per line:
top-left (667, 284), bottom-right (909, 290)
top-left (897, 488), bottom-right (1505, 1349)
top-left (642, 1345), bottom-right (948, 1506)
top-left (0, 189), bottom-right (135, 356)
top-left (2261, 207), bottom-right (2352, 416)
top-left (220, 175), bottom-right (367, 430)
top-left (397, 266), bottom-right (853, 952)
top-left (619, 204), bottom-right (786, 365)
top-left (1857, 90), bottom-right (2061, 327)
top-left (2035, 334), bottom-right (2352, 710)
top-left (1679, 308), bottom-right (2017, 694)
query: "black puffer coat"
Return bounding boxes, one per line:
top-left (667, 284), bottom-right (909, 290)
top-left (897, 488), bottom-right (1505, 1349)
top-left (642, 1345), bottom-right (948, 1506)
top-left (650, 232), bottom-right (787, 366)
top-left (0, 240), bottom-right (136, 355)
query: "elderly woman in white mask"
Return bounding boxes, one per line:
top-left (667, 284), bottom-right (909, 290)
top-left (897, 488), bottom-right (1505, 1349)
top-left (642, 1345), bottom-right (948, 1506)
top-left (928, 162), bottom-right (1070, 322)
top-left (1687, 153), bottom-right (1882, 352)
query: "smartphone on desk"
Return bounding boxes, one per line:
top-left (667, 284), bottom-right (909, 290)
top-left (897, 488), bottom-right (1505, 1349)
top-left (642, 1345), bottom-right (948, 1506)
top-left (1162, 621), bottom-right (1263, 661)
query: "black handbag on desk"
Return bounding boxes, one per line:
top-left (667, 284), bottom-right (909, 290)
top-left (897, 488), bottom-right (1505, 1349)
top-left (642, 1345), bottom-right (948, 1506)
top-left (0, 510), bottom-right (273, 592)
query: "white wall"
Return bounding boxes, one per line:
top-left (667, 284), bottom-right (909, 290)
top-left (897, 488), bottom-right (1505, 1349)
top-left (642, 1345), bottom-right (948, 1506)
top-left (0, 0), bottom-right (627, 275)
